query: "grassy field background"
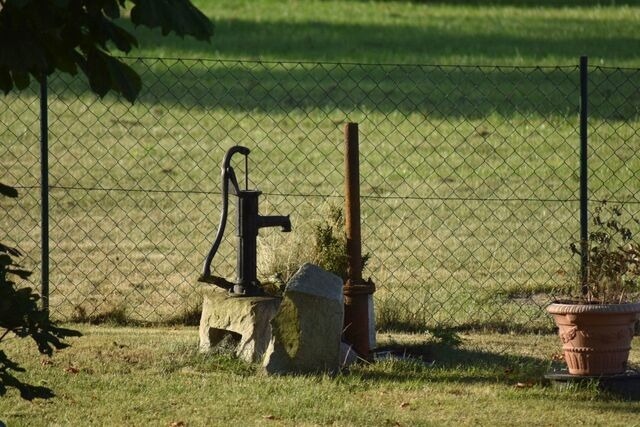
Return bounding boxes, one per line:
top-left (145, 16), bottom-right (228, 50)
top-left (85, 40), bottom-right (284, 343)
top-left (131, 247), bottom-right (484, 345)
top-left (133, 0), bottom-right (640, 66)
top-left (1, 326), bottom-right (639, 425)
top-left (1, 0), bottom-right (640, 330)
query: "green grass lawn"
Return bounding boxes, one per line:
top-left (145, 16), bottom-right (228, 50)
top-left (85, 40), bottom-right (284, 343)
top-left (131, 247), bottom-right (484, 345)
top-left (1, 326), bottom-right (639, 426)
top-left (133, 0), bottom-right (640, 67)
top-left (1, 0), bottom-right (640, 330)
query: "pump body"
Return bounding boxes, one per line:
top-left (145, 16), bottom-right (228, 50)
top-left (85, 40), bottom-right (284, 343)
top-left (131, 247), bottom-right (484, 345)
top-left (201, 146), bottom-right (291, 296)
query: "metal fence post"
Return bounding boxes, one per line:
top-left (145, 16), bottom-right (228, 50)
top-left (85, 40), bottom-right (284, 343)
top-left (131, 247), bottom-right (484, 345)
top-left (343, 122), bottom-right (376, 358)
top-left (579, 56), bottom-right (589, 295)
top-left (40, 76), bottom-right (50, 316)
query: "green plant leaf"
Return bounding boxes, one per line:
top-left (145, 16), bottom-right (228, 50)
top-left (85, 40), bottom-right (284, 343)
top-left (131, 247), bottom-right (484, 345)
top-left (131, 0), bottom-right (213, 41)
top-left (0, 68), bottom-right (13, 94)
top-left (85, 48), bottom-right (111, 97)
top-left (103, 0), bottom-right (121, 19)
top-left (104, 55), bottom-right (141, 103)
top-left (11, 71), bottom-right (30, 90)
top-left (103, 21), bottom-right (138, 53)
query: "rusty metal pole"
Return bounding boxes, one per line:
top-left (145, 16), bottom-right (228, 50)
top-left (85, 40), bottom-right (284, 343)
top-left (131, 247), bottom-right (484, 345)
top-left (345, 123), bottom-right (363, 282)
top-left (343, 122), bottom-right (375, 359)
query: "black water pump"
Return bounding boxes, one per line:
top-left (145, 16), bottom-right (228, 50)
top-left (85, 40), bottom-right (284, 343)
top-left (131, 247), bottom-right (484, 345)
top-left (200, 146), bottom-right (291, 296)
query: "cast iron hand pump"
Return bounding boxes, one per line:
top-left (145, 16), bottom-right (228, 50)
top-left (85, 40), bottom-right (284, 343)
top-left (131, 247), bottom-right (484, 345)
top-left (201, 146), bottom-right (291, 296)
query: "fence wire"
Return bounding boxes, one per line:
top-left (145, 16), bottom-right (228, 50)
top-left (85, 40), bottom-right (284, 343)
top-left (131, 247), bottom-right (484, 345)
top-left (1, 58), bottom-right (638, 331)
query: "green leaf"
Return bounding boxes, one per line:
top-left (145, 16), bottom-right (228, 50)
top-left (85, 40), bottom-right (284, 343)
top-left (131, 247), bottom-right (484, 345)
top-left (84, 43), bottom-right (142, 103)
top-left (104, 55), bottom-right (141, 103)
top-left (103, 0), bottom-right (121, 19)
top-left (7, 0), bottom-right (32, 9)
top-left (0, 68), bottom-right (13, 94)
top-left (11, 71), bottom-right (30, 90)
top-left (85, 48), bottom-right (111, 98)
top-left (131, 0), bottom-right (213, 41)
top-left (51, 52), bottom-right (78, 75)
top-left (0, 0), bottom-right (211, 103)
top-left (103, 20), bottom-right (138, 53)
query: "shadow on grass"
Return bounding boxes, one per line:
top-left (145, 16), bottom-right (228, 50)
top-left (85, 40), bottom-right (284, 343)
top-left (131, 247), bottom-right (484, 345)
top-left (127, 17), bottom-right (640, 64)
top-left (377, 318), bottom-right (558, 335)
top-left (353, 0), bottom-right (635, 7)
top-left (360, 338), bottom-right (551, 385)
top-left (46, 58), bottom-right (638, 122)
top-left (365, 328), bottom-right (551, 386)
top-left (376, 298), bottom-right (559, 334)
top-left (69, 303), bottom-right (202, 327)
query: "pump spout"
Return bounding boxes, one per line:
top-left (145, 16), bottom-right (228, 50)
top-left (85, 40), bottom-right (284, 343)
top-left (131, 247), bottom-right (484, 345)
top-left (258, 215), bottom-right (291, 232)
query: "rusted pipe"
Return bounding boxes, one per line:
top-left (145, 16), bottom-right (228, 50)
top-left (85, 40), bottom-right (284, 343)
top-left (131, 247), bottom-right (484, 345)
top-left (343, 122), bottom-right (375, 359)
top-left (345, 122), bottom-right (363, 282)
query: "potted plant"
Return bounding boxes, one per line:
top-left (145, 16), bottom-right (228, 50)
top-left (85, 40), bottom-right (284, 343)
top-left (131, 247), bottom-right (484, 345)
top-left (547, 202), bottom-right (640, 376)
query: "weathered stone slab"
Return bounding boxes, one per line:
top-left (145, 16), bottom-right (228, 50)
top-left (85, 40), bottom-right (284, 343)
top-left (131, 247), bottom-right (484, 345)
top-left (199, 285), bottom-right (281, 363)
top-left (263, 263), bottom-right (344, 374)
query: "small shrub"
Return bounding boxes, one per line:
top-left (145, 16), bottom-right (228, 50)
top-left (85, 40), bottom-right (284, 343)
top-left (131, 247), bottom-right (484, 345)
top-left (258, 204), bottom-right (370, 289)
top-left (313, 205), bottom-right (349, 279)
top-left (568, 201), bottom-right (640, 303)
top-left (257, 218), bottom-right (317, 291)
top-left (313, 204), bottom-right (369, 280)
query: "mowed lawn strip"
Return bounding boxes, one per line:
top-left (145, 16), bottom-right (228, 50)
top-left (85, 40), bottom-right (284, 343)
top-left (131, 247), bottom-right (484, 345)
top-left (1, 326), bottom-right (639, 426)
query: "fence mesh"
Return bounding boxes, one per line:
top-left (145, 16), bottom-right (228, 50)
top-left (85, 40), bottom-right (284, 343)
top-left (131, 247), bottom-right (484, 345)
top-left (1, 58), bottom-right (638, 331)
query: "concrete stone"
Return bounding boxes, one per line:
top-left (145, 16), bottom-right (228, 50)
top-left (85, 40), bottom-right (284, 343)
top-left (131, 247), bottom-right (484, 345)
top-left (199, 285), bottom-right (281, 363)
top-left (263, 263), bottom-right (344, 374)
top-left (367, 294), bottom-right (377, 350)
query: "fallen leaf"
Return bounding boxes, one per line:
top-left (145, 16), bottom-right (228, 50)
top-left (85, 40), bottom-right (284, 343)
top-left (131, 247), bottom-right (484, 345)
top-left (263, 415), bottom-right (278, 420)
top-left (400, 402), bottom-right (410, 408)
top-left (64, 366), bottom-right (80, 374)
top-left (515, 382), bottom-right (533, 389)
top-left (41, 358), bottom-right (53, 367)
top-left (169, 422), bottom-right (186, 427)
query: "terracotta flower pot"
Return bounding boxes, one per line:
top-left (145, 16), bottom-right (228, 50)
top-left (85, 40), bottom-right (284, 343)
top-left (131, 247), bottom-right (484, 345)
top-left (547, 302), bottom-right (640, 376)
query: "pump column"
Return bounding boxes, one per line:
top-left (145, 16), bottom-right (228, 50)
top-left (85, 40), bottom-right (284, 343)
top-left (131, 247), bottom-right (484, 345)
top-left (235, 190), bottom-right (262, 295)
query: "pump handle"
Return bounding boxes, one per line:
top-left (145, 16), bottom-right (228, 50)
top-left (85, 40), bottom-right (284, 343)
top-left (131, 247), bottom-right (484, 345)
top-left (201, 146), bottom-right (250, 279)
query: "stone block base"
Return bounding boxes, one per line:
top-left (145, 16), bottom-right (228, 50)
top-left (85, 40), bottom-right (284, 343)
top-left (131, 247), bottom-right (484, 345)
top-left (199, 285), bottom-right (281, 363)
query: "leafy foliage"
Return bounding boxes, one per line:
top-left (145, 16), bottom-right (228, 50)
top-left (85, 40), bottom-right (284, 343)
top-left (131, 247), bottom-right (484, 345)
top-left (0, 0), bottom-right (211, 399)
top-left (0, 185), bottom-right (81, 400)
top-left (313, 205), bottom-right (369, 280)
top-left (0, 0), bottom-right (213, 102)
top-left (569, 201), bottom-right (640, 303)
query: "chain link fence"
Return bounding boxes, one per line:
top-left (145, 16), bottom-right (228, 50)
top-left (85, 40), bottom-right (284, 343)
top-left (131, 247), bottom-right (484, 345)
top-left (1, 58), bottom-right (638, 331)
